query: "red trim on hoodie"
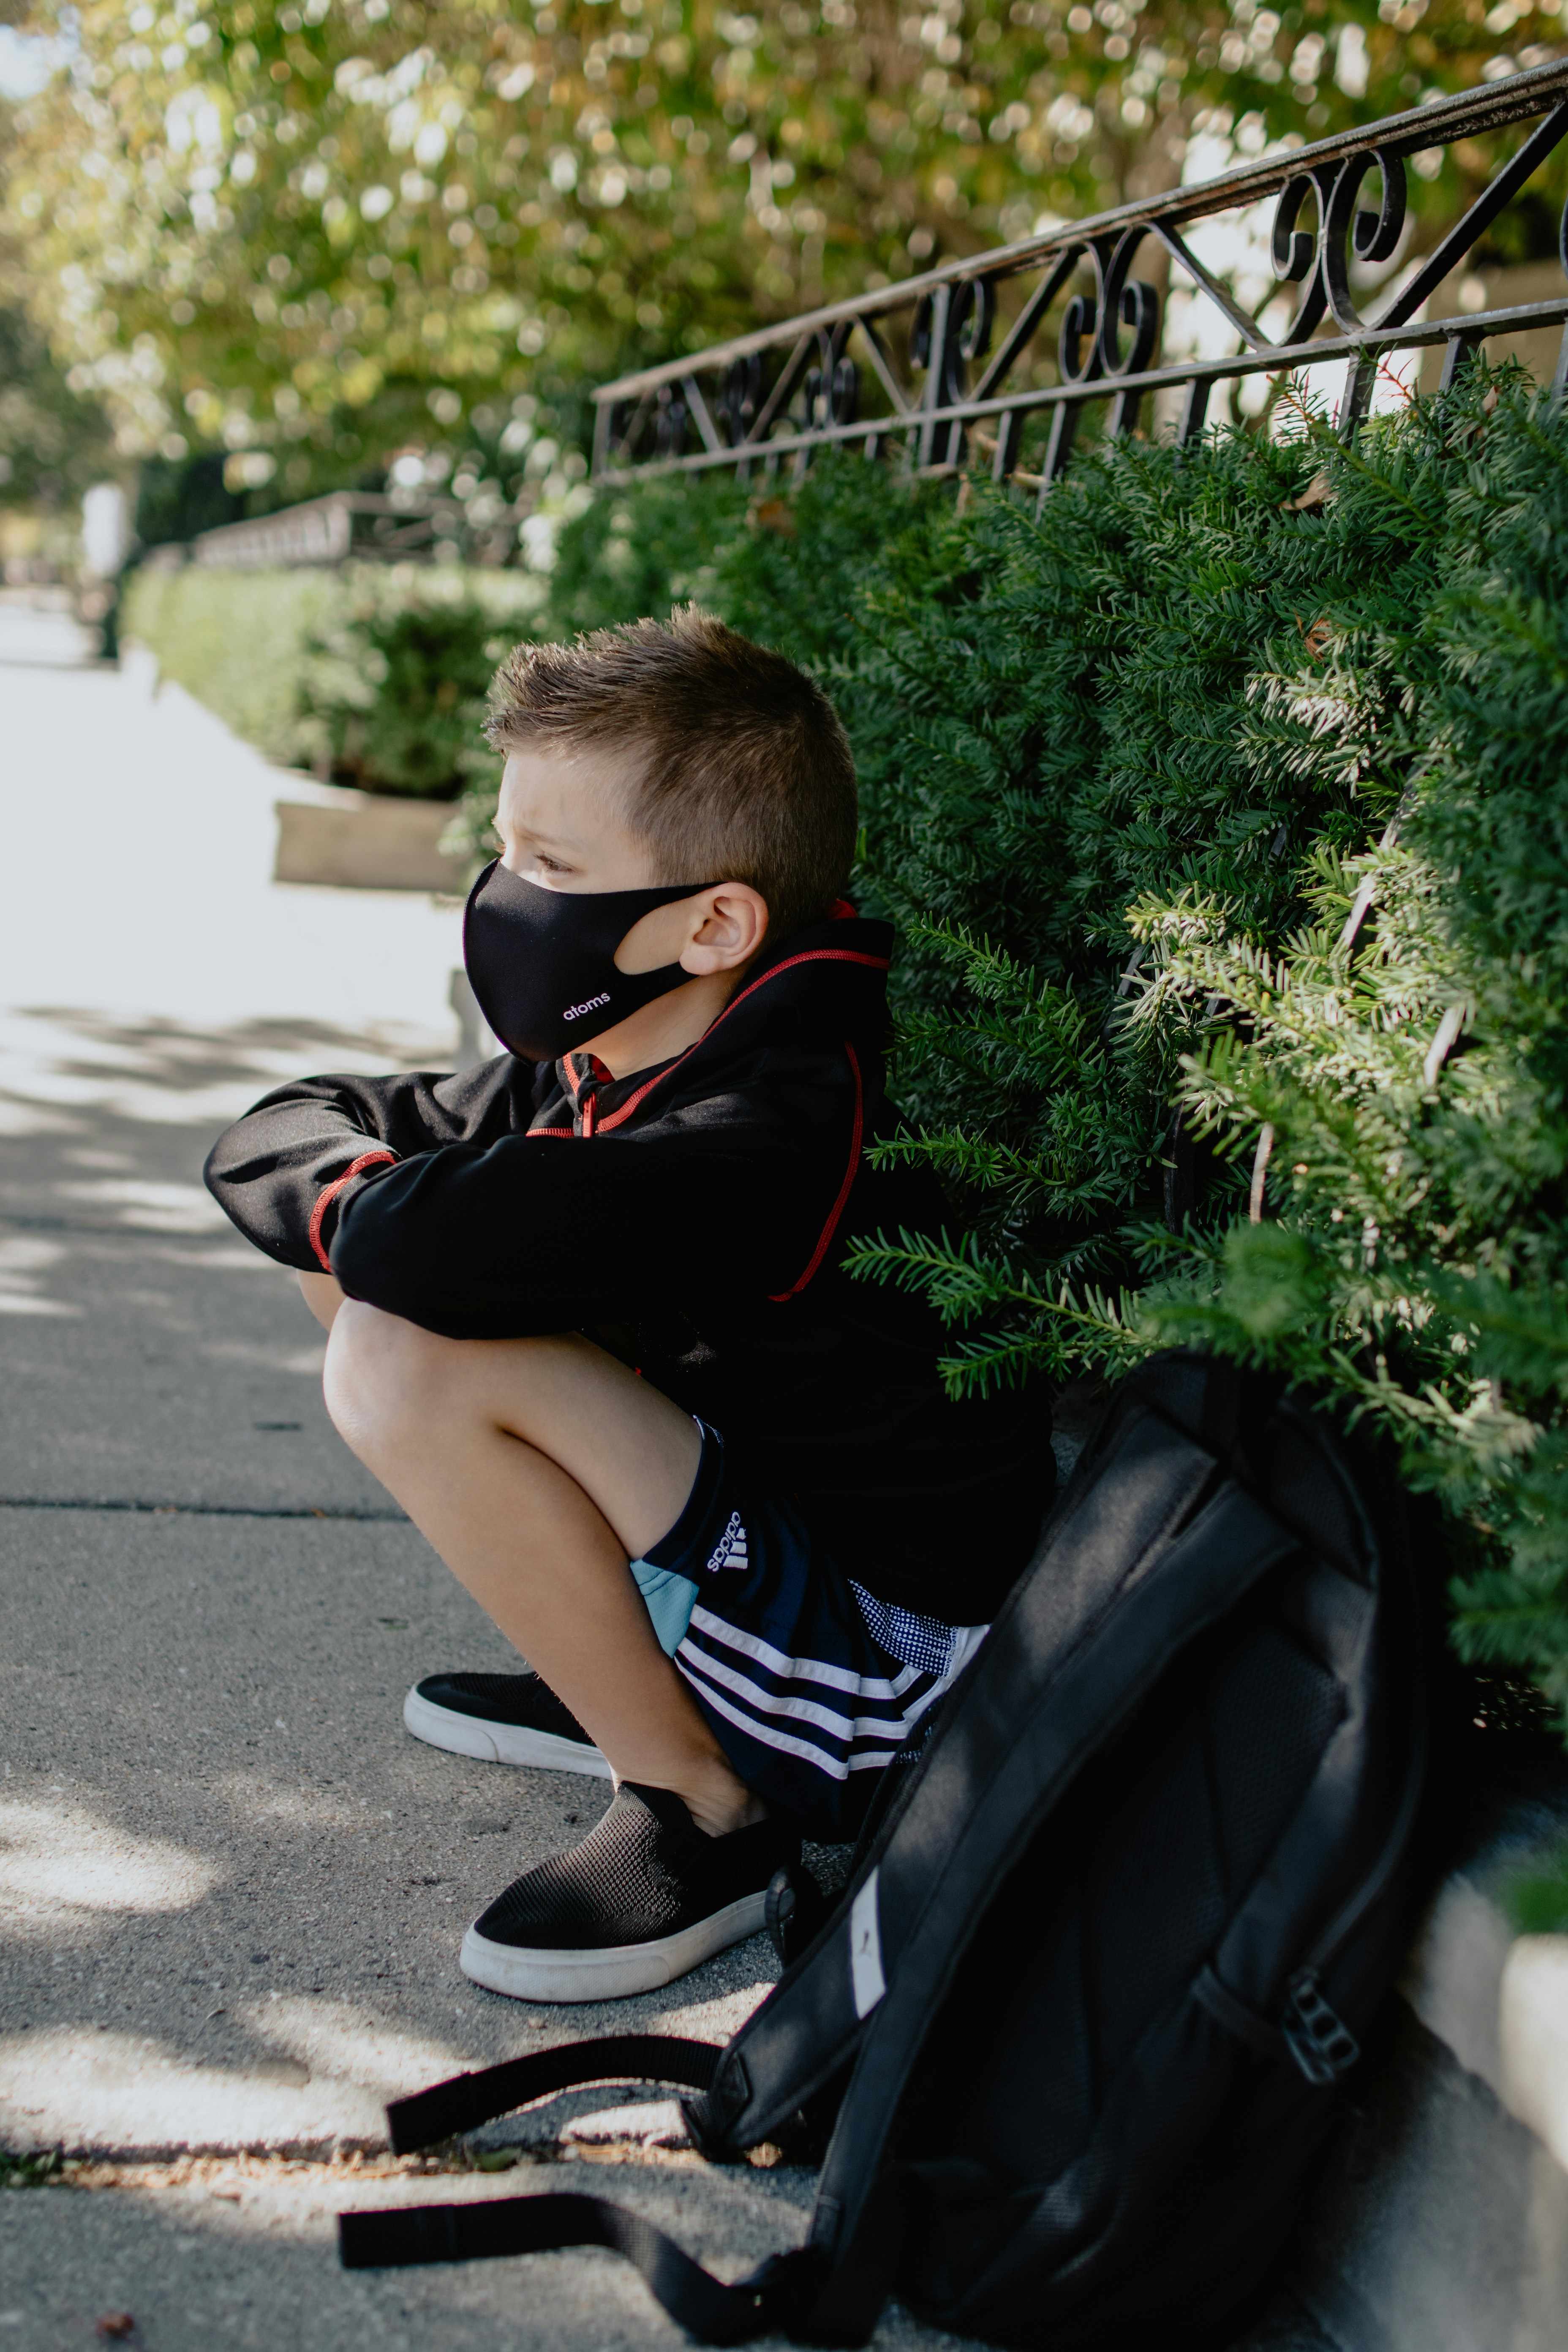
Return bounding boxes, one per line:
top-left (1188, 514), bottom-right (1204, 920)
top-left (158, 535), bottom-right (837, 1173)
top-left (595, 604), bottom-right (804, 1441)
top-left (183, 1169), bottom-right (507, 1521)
top-left (591, 947), bottom-right (889, 1138)
top-left (309, 1150), bottom-right (397, 1271)
top-left (769, 1040), bottom-right (864, 1302)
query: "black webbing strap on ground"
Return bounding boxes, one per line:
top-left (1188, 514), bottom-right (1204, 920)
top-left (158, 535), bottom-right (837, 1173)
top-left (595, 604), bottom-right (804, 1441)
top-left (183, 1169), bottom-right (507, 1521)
top-left (384, 2034), bottom-right (722, 2155)
top-left (339, 2191), bottom-right (827, 2347)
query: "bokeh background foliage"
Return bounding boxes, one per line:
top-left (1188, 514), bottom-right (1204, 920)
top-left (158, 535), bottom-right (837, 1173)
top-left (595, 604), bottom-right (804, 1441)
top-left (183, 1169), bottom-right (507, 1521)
top-left (5, 0), bottom-right (1568, 512)
top-left (122, 555), bottom-right (544, 776)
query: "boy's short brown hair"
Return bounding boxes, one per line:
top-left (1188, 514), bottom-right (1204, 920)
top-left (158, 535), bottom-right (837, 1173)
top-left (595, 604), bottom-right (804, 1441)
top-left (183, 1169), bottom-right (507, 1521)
top-left (485, 606), bottom-right (858, 943)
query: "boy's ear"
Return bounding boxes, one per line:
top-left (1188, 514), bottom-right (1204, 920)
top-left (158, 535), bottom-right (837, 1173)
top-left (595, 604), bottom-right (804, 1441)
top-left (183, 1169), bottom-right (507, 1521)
top-left (613, 881), bottom-right (768, 976)
top-left (679, 882), bottom-right (769, 975)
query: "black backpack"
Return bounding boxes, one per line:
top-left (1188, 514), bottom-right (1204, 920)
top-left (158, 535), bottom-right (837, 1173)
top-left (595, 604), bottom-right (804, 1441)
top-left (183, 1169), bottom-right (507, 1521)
top-left (340, 1351), bottom-right (1434, 2349)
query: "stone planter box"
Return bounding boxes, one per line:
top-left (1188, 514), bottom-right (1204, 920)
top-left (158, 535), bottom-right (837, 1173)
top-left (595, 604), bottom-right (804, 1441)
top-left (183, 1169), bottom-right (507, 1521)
top-left (273, 787), bottom-right (468, 892)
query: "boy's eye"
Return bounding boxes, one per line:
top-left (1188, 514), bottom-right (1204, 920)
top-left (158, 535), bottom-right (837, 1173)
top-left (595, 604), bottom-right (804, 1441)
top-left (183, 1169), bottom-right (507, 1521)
top-left (537, 854), bottom-right (571, 875)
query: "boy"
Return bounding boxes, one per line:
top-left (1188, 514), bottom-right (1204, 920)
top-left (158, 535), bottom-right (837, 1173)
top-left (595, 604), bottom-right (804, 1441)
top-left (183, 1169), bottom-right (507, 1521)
top-left (205, 608), bottom-right (1053, 2004)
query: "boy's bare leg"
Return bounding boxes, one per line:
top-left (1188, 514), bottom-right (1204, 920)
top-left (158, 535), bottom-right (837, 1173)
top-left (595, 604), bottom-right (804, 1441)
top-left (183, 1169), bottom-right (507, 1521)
top-left (307, 1277), bottom-right (761, 1838)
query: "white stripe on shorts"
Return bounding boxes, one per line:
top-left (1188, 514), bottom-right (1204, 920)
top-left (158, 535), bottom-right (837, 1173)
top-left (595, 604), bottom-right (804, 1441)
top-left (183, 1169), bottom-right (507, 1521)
top-left (675, 1607), bottom-right (983, 1783)
top-left (685, 1605), bottom-right (924, 1702)
top-left (678, 1636), bottom-right (939, 1746)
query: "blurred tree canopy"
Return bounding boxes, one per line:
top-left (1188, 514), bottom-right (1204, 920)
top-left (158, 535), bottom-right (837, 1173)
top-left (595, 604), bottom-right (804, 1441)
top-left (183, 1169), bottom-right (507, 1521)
top-left (2, 0), bottom-right (1565, 503)
top-left (0, 300), bottom-right (115, 506)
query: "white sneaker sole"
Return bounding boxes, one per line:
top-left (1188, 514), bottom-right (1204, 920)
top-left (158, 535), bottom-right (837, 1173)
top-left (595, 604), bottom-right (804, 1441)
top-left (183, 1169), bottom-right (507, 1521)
top-left (459, 1892), bottom-right (770, 2003)
top-left (403, 1683), bottom-right (612, 1779)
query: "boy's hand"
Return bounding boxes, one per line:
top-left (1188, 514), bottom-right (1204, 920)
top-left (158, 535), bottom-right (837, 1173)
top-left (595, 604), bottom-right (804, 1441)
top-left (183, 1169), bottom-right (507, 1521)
top-left (299, 1269), bottom-right (346, 1331)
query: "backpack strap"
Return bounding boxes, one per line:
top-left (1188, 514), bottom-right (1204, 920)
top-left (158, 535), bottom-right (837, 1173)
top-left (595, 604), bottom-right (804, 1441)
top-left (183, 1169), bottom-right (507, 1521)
top-left (340, 2190), bottom-right (828, 2346)
top-left (384, 2034), bottom-right (722, 2153)
top-left (349, 2035), bottom-right (815, 2345)
top-left (338, 2160), bottom-right (976, 2347)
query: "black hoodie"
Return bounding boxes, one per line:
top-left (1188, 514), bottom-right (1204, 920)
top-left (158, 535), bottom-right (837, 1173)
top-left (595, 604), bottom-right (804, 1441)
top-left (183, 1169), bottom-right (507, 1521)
top-left (204, 913), bottom-right (1053, 1620)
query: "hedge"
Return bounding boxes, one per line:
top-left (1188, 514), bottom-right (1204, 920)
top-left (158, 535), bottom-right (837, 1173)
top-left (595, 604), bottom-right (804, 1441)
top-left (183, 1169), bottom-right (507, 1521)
top-left (121, 559), bottom-right (546, 787)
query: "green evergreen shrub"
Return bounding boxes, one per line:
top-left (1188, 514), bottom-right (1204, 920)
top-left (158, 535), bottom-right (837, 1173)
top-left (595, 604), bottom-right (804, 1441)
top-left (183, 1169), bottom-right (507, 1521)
top-left (843, 399), bottom-right (1446, 1328)
top-left (836, 370), bottom-right (1568, 1732)
top-left (303, 599), bottom-right (514, 800)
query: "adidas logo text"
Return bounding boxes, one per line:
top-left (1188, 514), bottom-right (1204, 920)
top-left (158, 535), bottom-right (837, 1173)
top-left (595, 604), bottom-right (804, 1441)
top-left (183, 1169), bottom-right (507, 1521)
top-left (705, 1511), bottom-right (750, 1573)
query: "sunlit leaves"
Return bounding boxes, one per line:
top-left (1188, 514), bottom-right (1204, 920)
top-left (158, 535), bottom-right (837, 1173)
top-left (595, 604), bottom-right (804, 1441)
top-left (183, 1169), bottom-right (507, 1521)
top-left (3, 0), bottom-right (1558, 480)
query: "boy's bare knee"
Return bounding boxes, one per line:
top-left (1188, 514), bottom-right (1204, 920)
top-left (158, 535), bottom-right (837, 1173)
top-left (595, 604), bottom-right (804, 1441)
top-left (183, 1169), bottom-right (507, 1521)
top-left (323, 1299), bottom-right (454, 1460)
top-left (323, 1312), bottom-right (594, 1475)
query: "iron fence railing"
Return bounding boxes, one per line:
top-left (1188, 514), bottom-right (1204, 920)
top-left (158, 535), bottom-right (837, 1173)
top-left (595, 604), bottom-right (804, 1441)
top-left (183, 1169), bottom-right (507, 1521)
top-left (189, 489), bottom-right (472, 570)
top-left (592, 59), bottom-right (1568, 499)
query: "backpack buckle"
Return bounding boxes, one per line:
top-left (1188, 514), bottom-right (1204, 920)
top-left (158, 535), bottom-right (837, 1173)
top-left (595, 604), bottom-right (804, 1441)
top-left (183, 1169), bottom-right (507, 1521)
top-left (1282, 1970), bottom-right (1361, 2086)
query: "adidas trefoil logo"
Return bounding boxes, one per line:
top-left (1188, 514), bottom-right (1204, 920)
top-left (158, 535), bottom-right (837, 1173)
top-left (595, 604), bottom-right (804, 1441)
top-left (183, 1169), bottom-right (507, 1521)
top-left (705, 1511), bottom-right (750, 1573)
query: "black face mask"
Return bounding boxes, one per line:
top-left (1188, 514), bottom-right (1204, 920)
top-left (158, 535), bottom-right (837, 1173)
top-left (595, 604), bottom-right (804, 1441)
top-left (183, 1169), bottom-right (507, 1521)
top-left (462, 858), bottom-right (705, 1063)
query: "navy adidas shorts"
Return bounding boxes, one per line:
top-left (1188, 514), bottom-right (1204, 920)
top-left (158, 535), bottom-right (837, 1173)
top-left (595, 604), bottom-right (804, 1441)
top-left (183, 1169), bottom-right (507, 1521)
top-left (630, 1423), bottom-right (988, 1843)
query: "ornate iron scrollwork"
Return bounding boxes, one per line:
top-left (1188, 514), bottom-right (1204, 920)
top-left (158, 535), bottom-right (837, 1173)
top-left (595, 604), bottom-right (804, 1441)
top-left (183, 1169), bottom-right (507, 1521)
top-left (1055, 234), bottom-right (1159, 389)
top-left (721, 356), bottom-right (762, 447)
top-left (910, 281), bottom-right (994, 405)
top-left (1322, 148), bottom-right (1408, 332)
top-left (592, 64), bottom-right (1568, 493)
top-left (1268, 170), bottom-right (1333, 345)
top-left (653, 386), bottom-right (687, 459)
top-left (803, 328), bottom-right (859, 429)
top-left (1097, 231), bottom-right (1162, 380)
top-left (951, 277), bottom-right (996, 372)
top-left (1058, 289), bottom-right (1100, 384)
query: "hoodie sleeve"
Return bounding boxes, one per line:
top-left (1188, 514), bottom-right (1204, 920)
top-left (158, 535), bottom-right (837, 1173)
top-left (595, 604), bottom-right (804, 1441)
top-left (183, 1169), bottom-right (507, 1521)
top-left (202, 1058), bottom-right (543, 1272)
top-left (327, 1066), bottom-right (856, 1339)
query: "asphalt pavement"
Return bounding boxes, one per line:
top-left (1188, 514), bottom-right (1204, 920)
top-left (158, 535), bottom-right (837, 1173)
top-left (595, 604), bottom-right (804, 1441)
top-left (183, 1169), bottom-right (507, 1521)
top-left (0, 611), bottom-right (1331, 2352)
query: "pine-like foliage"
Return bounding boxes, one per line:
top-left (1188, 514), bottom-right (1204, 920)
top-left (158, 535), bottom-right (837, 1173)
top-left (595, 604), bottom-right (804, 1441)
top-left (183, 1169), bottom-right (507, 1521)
top-left (444, 453), bottom-right (954, 863)
top-left (1119, 375), bottom-right (1568, 1726)
top-left (847, 370), bottom-right (1568, 1729)
top-left (845, 395), bottom-right (1447, 1350)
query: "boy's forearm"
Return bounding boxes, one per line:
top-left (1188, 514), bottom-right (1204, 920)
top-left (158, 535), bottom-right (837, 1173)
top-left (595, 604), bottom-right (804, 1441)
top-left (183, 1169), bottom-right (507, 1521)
top-left (203, 1061), bottom-right (527, 1270)
top-left (329, 1129), bottom-right (812, 1338)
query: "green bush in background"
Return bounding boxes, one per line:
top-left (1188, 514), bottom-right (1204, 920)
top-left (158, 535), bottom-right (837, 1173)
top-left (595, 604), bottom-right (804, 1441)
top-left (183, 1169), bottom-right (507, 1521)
top-left (855, 374), bottom-right (1568, 1739)
top-left (122, 561), bottom-right (347, 773)
top-left (122, 561), bottom-right (546, 788)
top-left (441, 456), bottom-right (955, 863)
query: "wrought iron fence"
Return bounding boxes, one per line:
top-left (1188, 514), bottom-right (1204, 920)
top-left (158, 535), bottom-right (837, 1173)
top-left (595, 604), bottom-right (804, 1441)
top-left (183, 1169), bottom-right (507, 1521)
top-left (188, 488), bottom-right (471, 570)
top-left (593, 58), bottom-right (1568, 500)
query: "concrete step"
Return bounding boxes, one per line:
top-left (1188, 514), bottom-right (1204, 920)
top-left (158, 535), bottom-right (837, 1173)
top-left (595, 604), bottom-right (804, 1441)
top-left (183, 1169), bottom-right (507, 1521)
top-left (1286, 1779), bottom-right (1568, 2352)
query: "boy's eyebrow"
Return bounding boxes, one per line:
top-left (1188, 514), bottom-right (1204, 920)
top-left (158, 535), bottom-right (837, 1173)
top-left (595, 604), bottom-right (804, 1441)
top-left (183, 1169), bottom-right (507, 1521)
top-left (504, 816), bottom-right (583, 854)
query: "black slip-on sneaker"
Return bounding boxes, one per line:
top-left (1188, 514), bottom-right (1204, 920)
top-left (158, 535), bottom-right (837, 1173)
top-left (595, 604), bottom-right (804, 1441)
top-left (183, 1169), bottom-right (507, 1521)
top-left (459, 1782), bottom-right (800, 2003)
top-left (403, 1671), bottom-right (611, 1779)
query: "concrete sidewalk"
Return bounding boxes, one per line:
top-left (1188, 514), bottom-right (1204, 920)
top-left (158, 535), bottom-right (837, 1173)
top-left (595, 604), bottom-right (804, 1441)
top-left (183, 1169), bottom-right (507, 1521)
top-left (0, 637), bottom-right (1329, 2350)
